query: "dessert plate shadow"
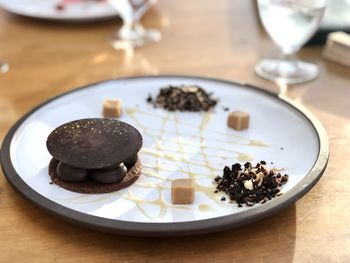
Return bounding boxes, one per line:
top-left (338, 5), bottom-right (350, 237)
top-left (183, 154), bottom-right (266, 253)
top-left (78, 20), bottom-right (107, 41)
top-left (0, 75), bottom-right (329, 236)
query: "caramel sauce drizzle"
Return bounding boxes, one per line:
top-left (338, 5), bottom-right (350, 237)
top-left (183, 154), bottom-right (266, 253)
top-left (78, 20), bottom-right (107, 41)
top-left (63, 107), bottom-right (270, 219)
top-left (198, 204), bottom-right (215, 212)
top-left (126, 108), bottom-right (269, 147)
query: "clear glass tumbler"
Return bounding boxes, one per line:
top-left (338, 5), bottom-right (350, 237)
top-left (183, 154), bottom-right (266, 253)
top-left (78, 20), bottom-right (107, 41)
top-left (0, 61), bottom-right (9, 73)
top-left (109, 0), bottom-right (161, 49)
top-left (255, 0), bottom-right (327, 84)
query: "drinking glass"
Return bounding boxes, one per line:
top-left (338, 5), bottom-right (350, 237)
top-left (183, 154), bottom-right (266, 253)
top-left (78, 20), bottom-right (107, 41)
top-left (0, 61), bottom-right (9, 73)
top-left (109, 0), bottom-right (161, 49)
top-left (0, 18), bottom-right (8, 73)
top-left (256, 0), bottom-right (327, 84)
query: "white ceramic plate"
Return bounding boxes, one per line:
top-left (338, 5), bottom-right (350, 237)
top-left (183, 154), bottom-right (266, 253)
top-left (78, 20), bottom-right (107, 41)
top-left (0, 0), bottom-right (117, 21)
top-left (0, 76), bottom-right (329, 236)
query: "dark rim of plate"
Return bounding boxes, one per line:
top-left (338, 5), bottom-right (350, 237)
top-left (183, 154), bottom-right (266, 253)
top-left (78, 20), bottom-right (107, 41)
top-left (0, 75), bottom-right (329, 237)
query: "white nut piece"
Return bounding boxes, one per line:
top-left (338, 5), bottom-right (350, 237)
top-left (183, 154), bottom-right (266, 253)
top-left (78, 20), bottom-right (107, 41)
top-left (256, 172), bottom-right (264, 187)
top-left (261, 165), bottom-right (270, 175)
top-left (244, 180), bottom-right (254, 190)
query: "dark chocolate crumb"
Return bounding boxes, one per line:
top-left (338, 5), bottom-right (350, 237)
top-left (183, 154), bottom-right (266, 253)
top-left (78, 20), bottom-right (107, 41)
top-left (244, 162), bottom-right (251, 169)
top-left (281, 175), bottom-right (289, 183)
top-left (146, 94), bottom-right (153, 103)
top-left (223, 107), bottom-right (230, 111)
top-left (280, 147), bottom-right (284, 150)
top-left (221, 196), bottom-right (226, 201)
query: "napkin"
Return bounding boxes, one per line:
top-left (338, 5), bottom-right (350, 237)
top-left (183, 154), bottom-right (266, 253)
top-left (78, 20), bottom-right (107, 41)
top-left (323, 31), bottom-right (350, 67)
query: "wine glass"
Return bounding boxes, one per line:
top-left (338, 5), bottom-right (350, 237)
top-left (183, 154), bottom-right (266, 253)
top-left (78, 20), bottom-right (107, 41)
top-left (109, 0), bottom-right (161, 49)
top-left (255, 0), bottom-right (327, 84)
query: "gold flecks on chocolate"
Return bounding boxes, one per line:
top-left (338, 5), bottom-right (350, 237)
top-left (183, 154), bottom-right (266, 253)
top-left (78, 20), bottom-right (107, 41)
top-left (46, 118), bottom-right (143, 169)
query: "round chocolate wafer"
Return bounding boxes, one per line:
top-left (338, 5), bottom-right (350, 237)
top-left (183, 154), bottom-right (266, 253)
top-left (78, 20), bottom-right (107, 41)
top-left (49, 157), bottom-right (142, 194)
top-left (46, 118), bottom-right (143, 169)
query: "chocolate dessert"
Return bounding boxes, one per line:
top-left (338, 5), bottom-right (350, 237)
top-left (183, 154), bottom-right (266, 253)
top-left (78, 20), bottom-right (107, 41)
top-left (46, 118), bottom-right (143, 194)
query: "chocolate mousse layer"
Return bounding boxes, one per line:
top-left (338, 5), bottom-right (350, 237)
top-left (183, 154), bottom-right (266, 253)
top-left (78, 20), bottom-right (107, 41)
top-left (49, 156), bottom-right (142, 194)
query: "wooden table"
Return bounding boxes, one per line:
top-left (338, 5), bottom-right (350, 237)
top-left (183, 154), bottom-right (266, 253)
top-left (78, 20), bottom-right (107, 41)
top-left (1, 1), bottom-right (349, 262)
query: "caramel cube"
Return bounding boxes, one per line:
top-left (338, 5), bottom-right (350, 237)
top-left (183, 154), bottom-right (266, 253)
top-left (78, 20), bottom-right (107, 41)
top-left (227, 110), bottom-right (249, 131)
top-left (103, 99), bottom-right (122, 118)
top-left (171, 178), bottom-right (194, 204)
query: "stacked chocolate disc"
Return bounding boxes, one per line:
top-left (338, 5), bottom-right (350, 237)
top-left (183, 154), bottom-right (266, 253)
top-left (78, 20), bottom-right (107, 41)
top-left (46, 118), bottom-right (143, 194)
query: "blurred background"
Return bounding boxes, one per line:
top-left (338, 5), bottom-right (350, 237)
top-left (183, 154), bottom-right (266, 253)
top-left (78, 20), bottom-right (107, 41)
top-left (0, 1), bottom-right (350, 262)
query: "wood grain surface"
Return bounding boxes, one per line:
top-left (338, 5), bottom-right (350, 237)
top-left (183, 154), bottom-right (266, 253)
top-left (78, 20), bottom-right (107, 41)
top-left (0, 1), bottom-right (349, 262)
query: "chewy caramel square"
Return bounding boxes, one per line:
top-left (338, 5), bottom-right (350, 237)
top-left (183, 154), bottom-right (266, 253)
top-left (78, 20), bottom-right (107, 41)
top-left (171, 178), bottom-right (194, 205)
top-left (103, 99), bottom-right (122, 118)
top-left (227, 110), bottom-right (250, 131)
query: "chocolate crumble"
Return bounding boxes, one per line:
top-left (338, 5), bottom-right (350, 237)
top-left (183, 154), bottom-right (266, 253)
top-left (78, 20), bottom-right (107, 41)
top-left (223, 107), bottom-right (230, 112)
top-left (147, 85), bottom-right (218, 112)
top-left (215, 161), bottom-right (288, 207)
top-left (146, 94), bottom-right (153, 103)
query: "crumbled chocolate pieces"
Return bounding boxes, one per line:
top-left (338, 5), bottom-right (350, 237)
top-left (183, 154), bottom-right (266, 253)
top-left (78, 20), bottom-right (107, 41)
top-left (146, 94), bottom-right (153, 103)
top-left (147, 85), bottom-right (218, 112)
top-left (214, 161), bottom-right (288, 207)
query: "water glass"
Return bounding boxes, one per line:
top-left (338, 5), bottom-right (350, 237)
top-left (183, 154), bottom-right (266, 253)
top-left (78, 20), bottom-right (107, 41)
top-left (255, 0), bottom-right (327, 84)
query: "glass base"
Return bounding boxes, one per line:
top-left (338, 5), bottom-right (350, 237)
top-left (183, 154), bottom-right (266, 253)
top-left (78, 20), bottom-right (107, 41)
top-left (255, 59), bottom-right (319, 85)
top-left (0, 61), bottom-right (9, 73)
top-left (110, 28), bottom-right (161, 50)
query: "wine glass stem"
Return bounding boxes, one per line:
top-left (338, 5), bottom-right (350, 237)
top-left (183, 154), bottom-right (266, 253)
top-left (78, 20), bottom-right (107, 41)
top-left (277, 52), bottom-right (299, 75)
top-left (119, 18), bottom-right (146, 38)
top-left (281, 53), bottom-right (295, 64)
